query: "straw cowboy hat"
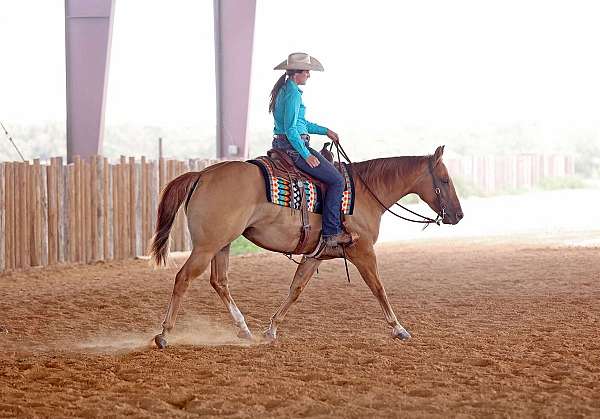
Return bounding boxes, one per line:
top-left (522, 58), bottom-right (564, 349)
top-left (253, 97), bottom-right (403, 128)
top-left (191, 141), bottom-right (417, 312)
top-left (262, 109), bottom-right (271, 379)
top-left (274, 52), bottom-right (324, 71)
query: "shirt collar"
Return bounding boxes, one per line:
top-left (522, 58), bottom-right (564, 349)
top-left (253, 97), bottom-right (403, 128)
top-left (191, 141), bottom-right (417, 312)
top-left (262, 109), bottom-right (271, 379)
top-left (286, 78), bottom-right (303, 94)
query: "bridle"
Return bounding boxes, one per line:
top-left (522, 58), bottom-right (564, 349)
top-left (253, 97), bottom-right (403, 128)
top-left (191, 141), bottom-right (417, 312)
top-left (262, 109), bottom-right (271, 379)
top-left (331, 142), bottom-right (446, 228)
top-left (427, 156), bottom-right (447, 226)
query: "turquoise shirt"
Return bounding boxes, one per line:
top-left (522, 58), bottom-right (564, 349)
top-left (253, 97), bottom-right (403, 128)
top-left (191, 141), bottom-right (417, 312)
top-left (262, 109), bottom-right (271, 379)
top-left (273, 79), bottom-right (328, 159)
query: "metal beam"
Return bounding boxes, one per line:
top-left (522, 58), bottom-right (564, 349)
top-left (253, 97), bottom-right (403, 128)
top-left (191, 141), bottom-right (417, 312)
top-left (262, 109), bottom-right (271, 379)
top-left (65, 0), bottom-right (114, 161)
top-left (214, 0), bottom-right (256, 159)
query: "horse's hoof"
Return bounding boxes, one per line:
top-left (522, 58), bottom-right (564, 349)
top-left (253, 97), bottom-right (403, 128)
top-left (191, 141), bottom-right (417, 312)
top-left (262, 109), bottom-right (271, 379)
top-left (237, 329), bottom-right (254, 340)
top-left (154, 334), bottom-right (167, 349)
top-left (392, 327), bottom-right (411, 341)
top-left (263, 329), bottom-right (277, 342)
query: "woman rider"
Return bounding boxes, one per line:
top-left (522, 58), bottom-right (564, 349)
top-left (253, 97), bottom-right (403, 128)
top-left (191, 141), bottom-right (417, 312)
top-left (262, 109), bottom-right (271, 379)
top-left (270, 52), bottom-right (353, 248)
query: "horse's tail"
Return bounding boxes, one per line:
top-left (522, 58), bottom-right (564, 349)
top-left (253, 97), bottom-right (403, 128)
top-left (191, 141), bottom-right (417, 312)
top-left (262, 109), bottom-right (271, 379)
top-left (150, 172), bottom-right (200, 267)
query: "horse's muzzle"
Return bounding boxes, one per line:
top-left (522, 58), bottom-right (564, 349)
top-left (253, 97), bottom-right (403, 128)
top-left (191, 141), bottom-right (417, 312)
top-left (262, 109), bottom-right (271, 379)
top-left (443, 209), bottom-right (463, 225)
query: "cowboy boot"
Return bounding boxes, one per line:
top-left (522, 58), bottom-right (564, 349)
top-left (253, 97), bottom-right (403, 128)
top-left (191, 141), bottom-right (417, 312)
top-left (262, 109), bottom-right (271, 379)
top-left (323, 231), bottom-right (358, 247)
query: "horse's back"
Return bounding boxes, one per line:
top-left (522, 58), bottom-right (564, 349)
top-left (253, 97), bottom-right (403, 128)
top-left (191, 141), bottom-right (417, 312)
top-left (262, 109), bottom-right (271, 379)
top-left (187, 160), bottom-right (266, 209)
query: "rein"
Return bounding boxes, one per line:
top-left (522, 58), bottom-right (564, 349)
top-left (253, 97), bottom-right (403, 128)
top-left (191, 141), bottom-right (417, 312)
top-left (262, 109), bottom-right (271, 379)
top-left (330, 142), bottom-right (445, 228)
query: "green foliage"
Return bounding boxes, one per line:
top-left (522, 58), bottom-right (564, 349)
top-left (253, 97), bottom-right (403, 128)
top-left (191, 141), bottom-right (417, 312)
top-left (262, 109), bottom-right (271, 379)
top-left (230, 236), bottom-right (263, 256)
top-left (572, 137), bottom-right (600, 178)
top-left (398, 194), bottom-right (420, 205)
top-left (451, 175), bottom-right (488, 198)
top-left (536, 176), bottom-right (587, 190)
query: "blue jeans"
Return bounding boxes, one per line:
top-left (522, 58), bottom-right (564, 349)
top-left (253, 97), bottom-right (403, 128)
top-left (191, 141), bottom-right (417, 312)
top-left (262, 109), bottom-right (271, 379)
top-left (272, 139), bottom-right (345, 236)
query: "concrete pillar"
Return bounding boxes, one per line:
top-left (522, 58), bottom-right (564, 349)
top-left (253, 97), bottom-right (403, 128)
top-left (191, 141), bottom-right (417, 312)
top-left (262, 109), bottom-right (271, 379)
top-left (214, 0), bottom-right (256, 160)
top-left (65, 0), bottom-right (114, 161)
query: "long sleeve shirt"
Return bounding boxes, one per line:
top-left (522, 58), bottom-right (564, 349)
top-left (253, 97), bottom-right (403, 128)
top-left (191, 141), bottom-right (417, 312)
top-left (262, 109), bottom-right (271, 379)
top-left (273, 79), bottom-right (328, 159)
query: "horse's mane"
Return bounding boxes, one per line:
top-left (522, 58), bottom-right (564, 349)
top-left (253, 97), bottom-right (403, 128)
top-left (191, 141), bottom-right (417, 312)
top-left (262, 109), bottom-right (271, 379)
top-left (350, 156), bottom-right (427, 190)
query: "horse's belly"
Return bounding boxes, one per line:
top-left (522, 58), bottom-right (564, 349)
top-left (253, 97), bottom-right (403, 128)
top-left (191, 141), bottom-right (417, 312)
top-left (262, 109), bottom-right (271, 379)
top-left (243, 204), bottom-right (323, 254)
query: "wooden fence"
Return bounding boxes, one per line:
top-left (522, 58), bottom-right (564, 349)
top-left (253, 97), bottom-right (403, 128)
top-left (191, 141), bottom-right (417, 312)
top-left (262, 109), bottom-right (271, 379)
top-left (445, 154), bottom-right (575, 193)
top-left (0, 153), bottom-right (577, 272)
top-left (0, 156), bottom-right (218, 272)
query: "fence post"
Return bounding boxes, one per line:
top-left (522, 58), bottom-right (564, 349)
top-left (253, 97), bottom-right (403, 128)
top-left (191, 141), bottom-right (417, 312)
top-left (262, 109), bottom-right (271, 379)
top-left (47, 159), bottom-right (58, 265)
top-left (31, 159), bottom-right (42, 266)
top-left (13, 163), bottom-right (21, 268)
top-left (85, 158), bottom-right (93, 262)
top-left (135, 159), bottom-right (142, 256)
top-left (5, 164), bottom-right (12, 270)
top-left (129, 157), bottom-right (137, 257)
top-left (67, 164), bottom-right (75, 263)
top-left (112, 163), bottom-right (120, 260)
top-left (120, 156), bottom-right (128, 259)
top-left (103, 157), bottom-right (110, 260)
top-left (56, 157), bottom-right (65, 263)
top-left (95, 156), bottom-right (104, 261)
top-left (141, 156), bottom-right (148, 255)
top-left (75, 156), bottom-right (84, 262)
top-left (90, 156), bottom-right (98, 261)
top-left (40, 164), bottom-right (48, 266)
top-left (27, 161), bottom-right (37, 267)
top-left (0, 163), bottom-right (4, 272)
top-left (22, 162), bottom-right (31, 268)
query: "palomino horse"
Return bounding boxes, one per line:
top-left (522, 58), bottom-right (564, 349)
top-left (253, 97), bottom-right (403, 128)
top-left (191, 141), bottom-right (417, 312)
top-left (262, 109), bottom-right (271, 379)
top-left (150, 145), bottom-right (463, 348)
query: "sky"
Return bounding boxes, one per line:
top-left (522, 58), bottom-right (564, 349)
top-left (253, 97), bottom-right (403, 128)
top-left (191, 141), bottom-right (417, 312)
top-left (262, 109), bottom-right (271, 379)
top-left (1, 0), bottom-right (600, 134)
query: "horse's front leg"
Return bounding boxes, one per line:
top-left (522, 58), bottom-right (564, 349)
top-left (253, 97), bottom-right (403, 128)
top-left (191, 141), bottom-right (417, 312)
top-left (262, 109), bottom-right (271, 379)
top-left (348, 244), bottom-right (411, 340)
top-left (264, 257), bottom-right (321, 341)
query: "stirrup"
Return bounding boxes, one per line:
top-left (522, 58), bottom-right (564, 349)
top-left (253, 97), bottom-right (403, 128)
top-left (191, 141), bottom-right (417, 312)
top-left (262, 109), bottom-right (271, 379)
top-left (304, 232), bottom-right (359, 259)
top-left (323, 232), bottom-right (354, 247)
top-left (304, 237), bottom-right (327, 259)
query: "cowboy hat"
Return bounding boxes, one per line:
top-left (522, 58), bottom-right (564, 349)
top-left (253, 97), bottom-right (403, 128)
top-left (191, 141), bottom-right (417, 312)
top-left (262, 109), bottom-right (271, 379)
top-left (273, 52), bottom-right (324, 71)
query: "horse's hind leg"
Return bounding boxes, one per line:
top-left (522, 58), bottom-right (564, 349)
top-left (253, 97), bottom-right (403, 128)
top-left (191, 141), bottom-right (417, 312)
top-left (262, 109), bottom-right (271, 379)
top-left (154, 249), bottom-right (213, 349)
top-left (209, 244), bottom-right (253, 340)
top-left (265, 257), bottom-right (321, 341)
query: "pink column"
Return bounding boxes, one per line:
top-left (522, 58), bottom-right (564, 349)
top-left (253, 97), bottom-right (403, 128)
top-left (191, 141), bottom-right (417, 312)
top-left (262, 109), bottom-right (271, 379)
top-left (214, 0), bottom-right (256, 159)
top-left (65, 0), bottom-right (114, 161)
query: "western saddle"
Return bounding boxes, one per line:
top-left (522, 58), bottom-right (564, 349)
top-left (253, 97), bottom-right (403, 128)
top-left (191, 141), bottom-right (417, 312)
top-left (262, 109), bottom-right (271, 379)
top-left (264, 144), bottom-right (337, 255)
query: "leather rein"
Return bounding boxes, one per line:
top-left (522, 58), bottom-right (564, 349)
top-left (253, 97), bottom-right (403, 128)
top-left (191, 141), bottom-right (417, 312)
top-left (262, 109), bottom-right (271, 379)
top-left (330, 142), bottom-right (446, 228)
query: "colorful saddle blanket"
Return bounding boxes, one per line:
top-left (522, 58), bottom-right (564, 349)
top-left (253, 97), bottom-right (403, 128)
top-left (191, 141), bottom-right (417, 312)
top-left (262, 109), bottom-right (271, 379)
top-left (248, 156), bottom-right (355, 215)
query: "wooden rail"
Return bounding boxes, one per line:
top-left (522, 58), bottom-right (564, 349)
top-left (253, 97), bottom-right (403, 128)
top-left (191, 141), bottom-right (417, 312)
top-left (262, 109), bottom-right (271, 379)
top-left (0, 156), bottom-right (217, 272)
top-left (0, 153), bottom-right (576, 272)
top-left (444, 154), bottom-right (575, 193)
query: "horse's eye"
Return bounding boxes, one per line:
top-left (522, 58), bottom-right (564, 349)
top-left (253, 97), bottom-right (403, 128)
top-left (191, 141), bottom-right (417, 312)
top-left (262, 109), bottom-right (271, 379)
top-left (441, 178), bottom-right (449, 184)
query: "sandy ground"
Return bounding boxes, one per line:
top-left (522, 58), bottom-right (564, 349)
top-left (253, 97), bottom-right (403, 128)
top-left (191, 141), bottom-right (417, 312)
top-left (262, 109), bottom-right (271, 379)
top-left (1, 231), bottom-right (599, 418)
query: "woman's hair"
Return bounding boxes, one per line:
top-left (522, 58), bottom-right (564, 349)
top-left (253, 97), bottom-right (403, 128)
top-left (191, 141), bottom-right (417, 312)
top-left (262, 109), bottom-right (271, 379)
top-left (269, 70), bottom-right (303, 113)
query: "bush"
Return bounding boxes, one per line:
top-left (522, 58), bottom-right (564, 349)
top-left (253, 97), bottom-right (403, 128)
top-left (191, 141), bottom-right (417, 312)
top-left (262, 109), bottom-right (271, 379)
top-left (230, 236), bottom-right (263, 256)
top-left (536, 176), bottom-right (587, 190)
top-left (398, 194), bottom-right (420, 205)
top-left (451, 175), bottom-right (488, 198)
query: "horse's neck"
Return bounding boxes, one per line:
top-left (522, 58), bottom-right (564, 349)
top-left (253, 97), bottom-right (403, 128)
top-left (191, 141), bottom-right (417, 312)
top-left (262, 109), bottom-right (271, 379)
top-left (352, 156), bottom-right (427, 208)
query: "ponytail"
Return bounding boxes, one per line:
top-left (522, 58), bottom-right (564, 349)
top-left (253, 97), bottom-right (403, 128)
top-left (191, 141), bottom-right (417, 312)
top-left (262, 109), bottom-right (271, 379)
top-left (269, 72), bottom-right (287, 113)
top-left (268, 70), bottom-right (302, 113)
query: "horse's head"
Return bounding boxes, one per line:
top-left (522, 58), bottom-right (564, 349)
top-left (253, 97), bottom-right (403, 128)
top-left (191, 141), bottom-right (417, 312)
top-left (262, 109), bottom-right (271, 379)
top-left (415, 145), bottom-right (463, 225)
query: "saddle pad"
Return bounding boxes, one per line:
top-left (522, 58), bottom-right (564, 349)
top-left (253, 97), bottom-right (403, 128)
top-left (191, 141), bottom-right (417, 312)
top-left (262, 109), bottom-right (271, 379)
top-left (248, 157), bottom-right (355, 215)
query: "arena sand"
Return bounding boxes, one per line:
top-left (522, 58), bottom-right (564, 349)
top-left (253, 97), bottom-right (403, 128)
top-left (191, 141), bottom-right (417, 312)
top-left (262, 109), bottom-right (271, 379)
top-left (1, 235), bottom-right (599, 418)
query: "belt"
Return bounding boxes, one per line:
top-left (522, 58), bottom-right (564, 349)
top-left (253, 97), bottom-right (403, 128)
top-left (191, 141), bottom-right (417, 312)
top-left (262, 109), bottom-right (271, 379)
top-left (274, 134), bottom-right (310, 141)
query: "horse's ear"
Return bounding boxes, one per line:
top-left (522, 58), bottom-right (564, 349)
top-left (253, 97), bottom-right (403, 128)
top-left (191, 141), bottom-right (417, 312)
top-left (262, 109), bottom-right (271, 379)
top-left (433, 145), bottom-right (445, 166)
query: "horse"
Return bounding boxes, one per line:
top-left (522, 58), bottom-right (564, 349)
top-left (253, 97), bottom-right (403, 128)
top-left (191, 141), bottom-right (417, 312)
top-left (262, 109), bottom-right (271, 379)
top-left (150, 145), bottom-right (463, 348)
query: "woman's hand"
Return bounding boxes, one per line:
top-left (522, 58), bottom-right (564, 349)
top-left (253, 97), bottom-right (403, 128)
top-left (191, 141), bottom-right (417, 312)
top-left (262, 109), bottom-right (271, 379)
top-left (326, 129), bottom-right (340, 144)
top-left (306, 155), bottom-right (320, 168)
